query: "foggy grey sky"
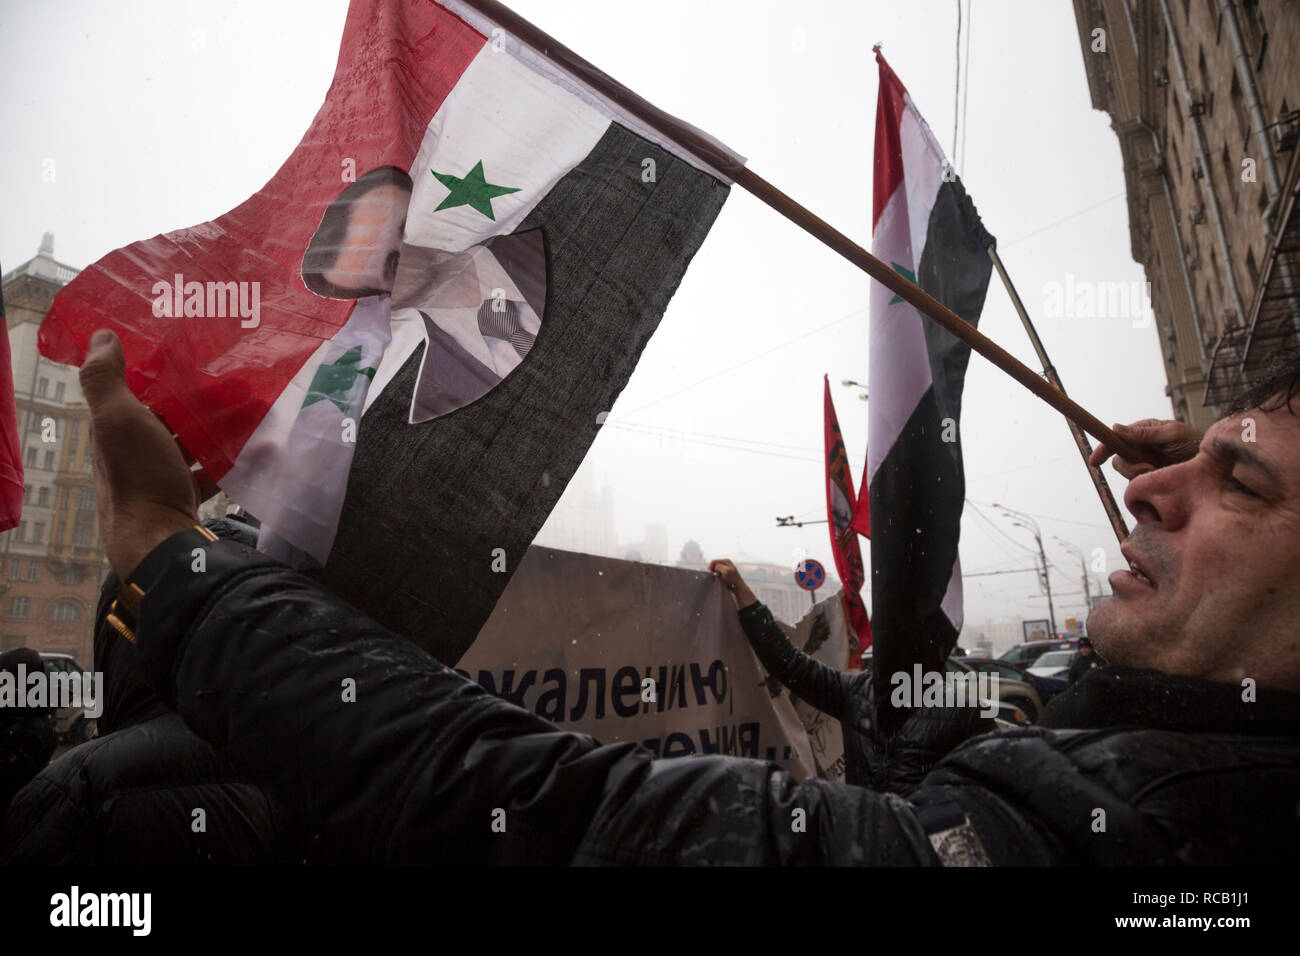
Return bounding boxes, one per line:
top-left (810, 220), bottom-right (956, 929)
top-left (1, 0), bottom-right (1169, 632)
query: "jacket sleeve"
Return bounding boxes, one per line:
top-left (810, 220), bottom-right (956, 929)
top-left (736, 602), bottom-right (852, 720)
top-left (130, 537), bottom-right (962, 864)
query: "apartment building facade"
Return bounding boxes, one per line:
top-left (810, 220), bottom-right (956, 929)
top-left (1, 235), bottom-right (104, 665)
top-left (1073, 0), bottom-right (1300, 428)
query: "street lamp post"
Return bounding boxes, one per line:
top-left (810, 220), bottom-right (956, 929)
top-left (1054, 536), bottom-right (1093, 610)
top-left (841, 379), bottom-right (869, 401)
top-left (995, 504), bottom-right (1058, 636)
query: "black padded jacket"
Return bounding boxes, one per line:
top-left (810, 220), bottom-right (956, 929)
top-left (120, 533), bottom-right (1300, 865)
top-left (736, 601), bottom-right (996, 792)
top-left (0, 517), bottom-right (303, 865)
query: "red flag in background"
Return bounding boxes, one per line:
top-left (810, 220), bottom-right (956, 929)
top-left (823, 376), bottom-right (871, 667)
top-left (850, 447), bottom-right (871, 538)
top-left (0, 284), bottom-right (23, 531)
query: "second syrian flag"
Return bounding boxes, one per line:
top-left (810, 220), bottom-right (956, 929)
top-left (38, 0), bottom-right (738, 662)
top-left (867, 50), bottom-right (994, 697)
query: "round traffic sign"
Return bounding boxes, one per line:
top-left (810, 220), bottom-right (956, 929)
top-left (794, 559), bottom-right (826, 591)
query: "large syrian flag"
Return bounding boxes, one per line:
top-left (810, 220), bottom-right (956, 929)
top-left (39, 0), bottom-right (738, 662)
top-left (867, 50), bottom-right (994, 701)
top-left (822, 376), bottom-right (870, 668)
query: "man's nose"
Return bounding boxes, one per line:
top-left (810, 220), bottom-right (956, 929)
top-left (1123, 456), bottom-right (1195, 530)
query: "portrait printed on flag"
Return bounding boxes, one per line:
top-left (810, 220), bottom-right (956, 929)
top-left (376, 229), bottom-right (547, 424)
top-left (300, 165), bottom-right (549, 427)
top-left (301, 165), bottom-right (413, 300)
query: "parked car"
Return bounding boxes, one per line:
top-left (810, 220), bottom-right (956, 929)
top-left (999, 639), bottom-right (1076, 668)
top-left (1022, 670), bottom-right (1070, 708)
top-left (953, 656), bottom-right (1044, 723)
top-left (39, 652), bottom-right (97, 745)
top-left (998, 641), bottom-right (1081, 707)
top-left (1026, 649), bottom-right (1078, 679)
top-left (944, 658), bottom-right (1032, 727)
top-left (858, 652), bottom-right (1031, 727)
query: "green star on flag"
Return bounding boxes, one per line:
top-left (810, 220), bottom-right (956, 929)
top-left (431, 160), bottom-right (521, 220)
top-left (303, 345), bottom-right (376, 414)
top-left (888, 262), bottom-right (916, 305)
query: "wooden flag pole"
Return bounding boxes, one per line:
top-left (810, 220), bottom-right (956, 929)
top-left (988, 245), bottom-right (1131, 545)
top-left (463, 0), bottom-right (1158, 469)
top-left (732, 167), bottom-right (1157, 469)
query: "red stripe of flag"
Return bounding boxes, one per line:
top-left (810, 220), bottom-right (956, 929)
top-left (38, 0), bottom-right (486, 482)
top-left (872, 48), bottom-right (909, 232)
top-left (850, 446), bottom-right (871, 538)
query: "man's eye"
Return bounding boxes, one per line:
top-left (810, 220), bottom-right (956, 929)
top-left (1229, 474), bottom-right (1261, 498)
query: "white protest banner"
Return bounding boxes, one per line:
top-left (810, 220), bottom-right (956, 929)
top-left (460, 547), bottom-right (816, 778)
top-left (780, 592), bottom-right (852, 783)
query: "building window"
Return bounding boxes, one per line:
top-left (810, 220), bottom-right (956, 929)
top-left (61, 488), bottom-right (70, 509)
top-left (37, 486), bottom-right (49, 508)
top-left (37, 378), bottom-right (48, 398)
top-left (32, 522), bottom-right (44, 544)
top-left (22, 484), bottom-right (29, 504)
top-left (61, 565), bottom-right (82, 586)
top-left (1221, 145), bottom-right (1237, 213)
top-left (9, 597), bottom-right (28, 618)
top-left (43, 450), bottom-right (54, 471)
top-left (15, 523), bottom-right (24, 543)
top-left (70, 420), bottom-right (79, 441)
top-left (24, 447), bottom-right (35, 467)
top-left (1241, 0), bottom-right (1267, 68)
top-left (54, 381), bottom-right (65, 402)
top-left (8, 559), bottom-right (19, 580)
top-left (27, 561), bottom-right (37, 582)
top-left (1229, 73), bottom-right (1249, 145)
top-left (1196, 48), bottom-right (1212, 116)
top-left (73, 516), bottom-right (94, 547)
top-left (50, 602), bottom-right (80, 623)
top-left (78, 489), bottom-right (94, 511)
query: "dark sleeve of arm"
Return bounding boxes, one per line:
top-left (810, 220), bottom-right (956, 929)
top-left (133, 537), bottom-right (651, 864)
top-left (131, 538), bottom-right (950, 865)
top-left (736, 602), bottom-right (851, 720)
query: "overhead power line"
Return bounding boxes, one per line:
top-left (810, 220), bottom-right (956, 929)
top-left (601, 421), bottom-right (820, 463)
top-left (618, 307), bottom-right (866, 418)
top-left (1000, 192), bottom-right (1126, 247)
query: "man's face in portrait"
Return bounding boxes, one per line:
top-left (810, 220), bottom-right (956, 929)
top-left (321, 183), bottom-right (409, 296)
top-left (302, 167), bottom-right (413, 300)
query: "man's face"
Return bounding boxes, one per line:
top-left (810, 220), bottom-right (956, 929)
top-left (1088, 403), bottom-right (1300, 690)
top-left (321, 183), bottom-right (409, 296)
